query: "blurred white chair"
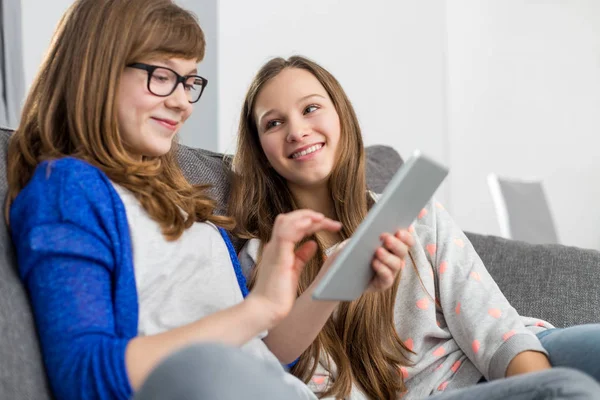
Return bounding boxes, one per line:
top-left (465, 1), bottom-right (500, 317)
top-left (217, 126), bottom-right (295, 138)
top-left (487, 174), bottom-right (559, 245)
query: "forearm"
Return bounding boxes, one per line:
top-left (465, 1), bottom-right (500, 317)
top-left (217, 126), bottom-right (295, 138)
top-left (126, 295), bottom-right (274, 391)
top-left (264, 280), bottom-right (339, 364)
top-left (505, 351), bottom-right (552, 377)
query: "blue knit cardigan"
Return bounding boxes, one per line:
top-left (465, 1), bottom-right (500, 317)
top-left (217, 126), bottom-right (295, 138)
top-left (10, 158), bottom-right (248, 400)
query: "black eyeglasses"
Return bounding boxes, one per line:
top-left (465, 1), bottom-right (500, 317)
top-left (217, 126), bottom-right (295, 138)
top-left (127, 63), bottom-right (208, 104)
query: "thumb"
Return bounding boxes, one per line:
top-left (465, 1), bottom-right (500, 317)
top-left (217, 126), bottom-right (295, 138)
top-left (293, 240), bottom-right (318, 273)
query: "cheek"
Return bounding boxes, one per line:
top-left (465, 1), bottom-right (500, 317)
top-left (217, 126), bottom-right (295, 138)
top-left (182, 104), bottom-right (194, 122)
top-left (320, 114), bottom-right (341, 146)
top-left (332, 119), bottom-right (341, 143)
top-left (119, 95), bottom-right (154, 125)
top-left (258, 136), bottom-right (280, 164)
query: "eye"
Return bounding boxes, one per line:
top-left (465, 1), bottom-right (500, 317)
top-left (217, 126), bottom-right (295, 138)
top-left (184, 78), bottom-right (201, 92)
top-left (154, 76), bottom-right (169, 83)
top-left (303, 104), bottom-right (319, 114)
top-left (151, 73), bottom-right (171, 83)
top-left (265, 120), bottom-right (282, 130)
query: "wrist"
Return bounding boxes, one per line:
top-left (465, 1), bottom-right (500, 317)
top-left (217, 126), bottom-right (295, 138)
top-left (243, 294), bottom-right (282, 331)
top-left (506, 351), bottom-right (552, 377)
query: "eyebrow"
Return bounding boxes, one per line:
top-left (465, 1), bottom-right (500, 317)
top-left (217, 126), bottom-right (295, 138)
top-left (257, 93), bottom-right (327, 127)
top-left (158, 58), bottom-right (198, 75)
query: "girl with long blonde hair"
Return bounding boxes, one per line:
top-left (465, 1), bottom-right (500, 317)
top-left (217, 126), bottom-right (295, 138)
top-left (230, 56), bottom-right (600, 399)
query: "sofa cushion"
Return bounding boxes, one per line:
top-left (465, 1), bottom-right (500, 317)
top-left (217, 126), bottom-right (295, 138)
top-left (0, 128), bottom-right (51, 399)
top-left (467, 232), bottom-right (600, 327)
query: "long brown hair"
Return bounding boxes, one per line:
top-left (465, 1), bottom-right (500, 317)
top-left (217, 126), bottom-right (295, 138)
top-left (6, 0), bottom-right (233, 237)
top-left (229, 56), bottom-right (412, 399)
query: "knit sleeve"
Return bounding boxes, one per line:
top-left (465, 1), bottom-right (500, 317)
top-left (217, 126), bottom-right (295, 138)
top-left (10, 159), bottom-right (133, 400)
top-left (419, 200), bottom-right (547, 380)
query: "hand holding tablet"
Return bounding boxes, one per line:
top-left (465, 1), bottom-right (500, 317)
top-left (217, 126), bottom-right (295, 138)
top-left (312, 150), bottom-right (449, 301)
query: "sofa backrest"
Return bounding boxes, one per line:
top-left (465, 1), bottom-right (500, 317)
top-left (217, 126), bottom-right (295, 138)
top-left (0, 128), bottom-right (52, 399)
top-left (2, 127), bottom-right (599, 398)
top-left (467, 232), bottom-right (600, 328)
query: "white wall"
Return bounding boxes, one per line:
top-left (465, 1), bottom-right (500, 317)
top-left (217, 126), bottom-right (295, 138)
top-left (19, 0), bottom-right (600, 249)
top-left (446, 0), bottom-right (600, 249)
top-left (217, 0), bottom-right (451, 205)
top-left (176, 0), bottom-right (219, 150)
top-left (21, 0), bottom-right (72, 91)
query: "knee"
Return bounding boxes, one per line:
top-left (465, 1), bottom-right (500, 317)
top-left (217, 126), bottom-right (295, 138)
top-left (550, 367), bottom-right (594, 382)
top-left (541, 367), bottom-right (600, 399)
top-left (133, 343), bottom-right (240, 400)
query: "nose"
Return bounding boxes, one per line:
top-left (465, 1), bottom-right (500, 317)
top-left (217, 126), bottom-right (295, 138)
top-left (165, 82), bottom-right (191, 111)
top-left (286, 116), bottom-right (311, 143)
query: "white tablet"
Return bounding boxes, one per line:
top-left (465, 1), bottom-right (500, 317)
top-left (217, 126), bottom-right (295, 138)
top-left (312, 150), bottom-right (449, 301)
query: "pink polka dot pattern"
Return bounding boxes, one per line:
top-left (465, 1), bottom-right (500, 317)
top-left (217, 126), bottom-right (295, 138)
top-left (454, 238), bottom-right (465, 248)
top-left (472, 340), bottom-right (481, 354)
top-left (312, 376), bottom-right (326, 385)
top-left (439, 261), bottom-right (448, 274)
top-left (418, 208), bottom-right (428, 219)
top-left (438, 381), bottom-right (448, 391)
top-left (503, 330), bottom-right (516, 341)
top-left (400, 366), bottom-right (409, 379)
top-left (470, 271), bottom-right (481, 281)
top-left (488, 308), bottom-right (502, 319)
top-left (404, 338), bottom-right (414, 351)
top-left (416, 298), bottom-right (430, 310)
top-left (451, 360), bottom-right (462, 373)
top-left (455, 302), bottom-right (461, 315)
top-left (433, 347), bottom-right (446, 357)
top-left (426, 244), bottom-right (437, 256)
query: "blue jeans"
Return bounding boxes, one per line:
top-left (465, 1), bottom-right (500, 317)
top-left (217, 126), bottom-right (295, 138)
top-left (139, 344), bottom-right (600, 400)
top-left (477, 324), bottom-right (600, 385)
top-left (536, 324), bottom-right (600, 382)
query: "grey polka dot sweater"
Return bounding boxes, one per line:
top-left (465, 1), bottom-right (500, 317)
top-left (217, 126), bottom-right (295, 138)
top-left (239, 198), bottom-right (553, 399)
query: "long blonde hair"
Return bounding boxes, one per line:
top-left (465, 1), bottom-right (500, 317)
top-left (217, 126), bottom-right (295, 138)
top-left (6, 0), bottom-right (233, 236)
top-left (229, 56), bottom-right (412, 399)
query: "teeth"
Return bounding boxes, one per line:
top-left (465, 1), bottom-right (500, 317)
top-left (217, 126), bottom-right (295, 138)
top-left (292, 144), bottom-right (323, 159)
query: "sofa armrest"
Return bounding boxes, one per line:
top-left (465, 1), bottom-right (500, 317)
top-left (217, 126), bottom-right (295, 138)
top-left (466, 232), bottom-right (600, 328)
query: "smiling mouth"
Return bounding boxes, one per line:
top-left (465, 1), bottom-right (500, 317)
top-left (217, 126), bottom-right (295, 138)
top-left (151, 117), bottom-right (179, 131)
top-left (290, 143), bottom-right (324, 159)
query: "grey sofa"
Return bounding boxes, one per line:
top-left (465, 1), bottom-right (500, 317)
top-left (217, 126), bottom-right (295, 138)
top-left (0, 127), bottom-right (599, 399)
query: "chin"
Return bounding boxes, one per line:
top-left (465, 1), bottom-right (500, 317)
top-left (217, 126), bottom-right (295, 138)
top-left (144, 141), bottom-right (174, 158)
top-left (295, 175), bottom-right (330, 188)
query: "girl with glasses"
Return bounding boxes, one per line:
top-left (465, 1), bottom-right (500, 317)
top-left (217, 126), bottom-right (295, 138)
top-left (6, 1), bottom-right (337, 399)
